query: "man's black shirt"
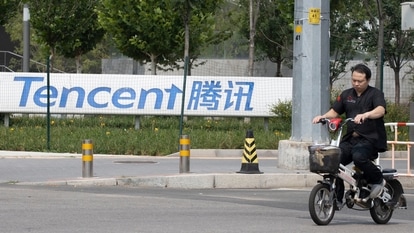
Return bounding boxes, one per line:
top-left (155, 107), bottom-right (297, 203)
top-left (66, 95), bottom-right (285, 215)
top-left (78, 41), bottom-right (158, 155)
top-left (332, 86), bottom-right (387, 152)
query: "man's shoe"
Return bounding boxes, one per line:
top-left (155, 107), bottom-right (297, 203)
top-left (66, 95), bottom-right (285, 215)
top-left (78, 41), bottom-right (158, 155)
top-left (369, 179), bottom-right (386, 199)
top-left (335, 200), bottom-right (343, 210)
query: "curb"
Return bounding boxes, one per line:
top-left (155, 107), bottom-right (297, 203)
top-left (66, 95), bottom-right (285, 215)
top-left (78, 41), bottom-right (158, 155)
top-left (17, 173), bottom-right (414, 189)
top-left (17, 173), bottom-right (320, 189)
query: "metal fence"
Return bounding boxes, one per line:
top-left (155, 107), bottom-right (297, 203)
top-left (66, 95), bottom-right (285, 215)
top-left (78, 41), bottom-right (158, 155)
top-left (384, 122), bottom-right (414, 176)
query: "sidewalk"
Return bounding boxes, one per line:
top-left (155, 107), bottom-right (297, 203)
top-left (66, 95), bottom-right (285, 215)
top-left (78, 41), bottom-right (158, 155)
top-left (0, 149), bottom-right (412, 189)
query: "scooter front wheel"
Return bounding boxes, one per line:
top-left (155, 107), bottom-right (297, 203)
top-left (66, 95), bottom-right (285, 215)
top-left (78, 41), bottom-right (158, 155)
top-left (309, 183), bottom-right (335, 225)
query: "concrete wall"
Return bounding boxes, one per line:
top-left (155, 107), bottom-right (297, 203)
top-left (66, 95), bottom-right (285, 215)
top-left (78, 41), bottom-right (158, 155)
top-left (101, 58), bottom-right (145, 75)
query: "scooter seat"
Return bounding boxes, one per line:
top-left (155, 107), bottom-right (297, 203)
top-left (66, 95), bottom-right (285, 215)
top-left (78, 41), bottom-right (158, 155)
top-left (382, 168), bottom-right (397, 173)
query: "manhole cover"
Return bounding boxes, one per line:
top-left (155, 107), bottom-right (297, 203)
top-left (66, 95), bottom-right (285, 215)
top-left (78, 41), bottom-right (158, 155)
top-left (113, 160), bottom-right (157, 164)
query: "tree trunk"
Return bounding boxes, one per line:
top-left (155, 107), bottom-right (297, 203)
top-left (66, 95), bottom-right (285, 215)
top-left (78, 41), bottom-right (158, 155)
top-left (246, 0), bottom-right (260, 123)
top-left (150, 54), bottom-right (157, 75)
top-left (276, 61), bottom-right (282, 77)
top-left (394, 69), bottom-right (400, 104)
top-left (187, 60), bottom-right (192, 76)
top-left (49, 47), bottom-right (55, 73)
top-left (184, 2), bottom-right (190, 75)
top-left (375, 0), bottom-right (384, 89)
top-left (76, 54), bottom-right (82, 74)
top-left (248, 0), bottom-right (260, 77)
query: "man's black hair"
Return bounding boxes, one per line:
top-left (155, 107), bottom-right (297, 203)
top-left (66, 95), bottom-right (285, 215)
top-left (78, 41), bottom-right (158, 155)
top-left (351, 64), bottom-right (372, 80)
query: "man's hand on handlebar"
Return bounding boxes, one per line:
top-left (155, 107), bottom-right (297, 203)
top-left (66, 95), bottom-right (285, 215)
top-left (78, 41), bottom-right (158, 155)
top-left (312, 116), bottom-right (325, 124)
top-left (313, 109), bottom-right (340, 124)
top-left (353, 113), bottom-right (367, 124)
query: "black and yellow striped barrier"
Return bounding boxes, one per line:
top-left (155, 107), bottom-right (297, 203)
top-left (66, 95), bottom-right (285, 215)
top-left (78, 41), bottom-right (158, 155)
top-left (238, 130), bottom-right (262, 174)
top-left (179, 135), bottom-right (190, 173)
top-left (82, 139), bottom-right (93, 177)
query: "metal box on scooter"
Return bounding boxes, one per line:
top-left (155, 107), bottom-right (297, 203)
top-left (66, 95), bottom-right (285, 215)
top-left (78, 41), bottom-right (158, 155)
top-left (308, 145), bottom-right (341, 173)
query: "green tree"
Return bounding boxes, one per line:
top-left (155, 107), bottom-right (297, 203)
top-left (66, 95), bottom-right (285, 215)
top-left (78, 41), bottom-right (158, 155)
top-left (55, 0), bottom-right (105, 73)
top-left (98, 0), bottom-right (183, 75)
top-left (236, 0), bottom-right (260, 76)
top-left (255, 0), bottom-right (294, 77)
top-left (362, 0), bottom-right (385, 90)
top-left (247, 0), bottom-right (260, 77)
top-left (329, 0), bottom-right (359, 87)
top-left (3, 2), bottom-right (55, 72)
top-left (358, 0), bottom-right (414, 104)
top-left (0, 0), bottom-right (19, 26)
top-left (237, 0), bottom-right (352, 80)
top-left (200, 0), bottom-right (249, 59)
top-left (382, 1), bottom-right (414, 104)
top-left (4, 2), bottom-right (107, 73)
top-left (29, 0), bottom-right (104, 73)
top-left (99, 0), bottom-right (226, 75)
top-left (168, 0), bottom-right (229, 75)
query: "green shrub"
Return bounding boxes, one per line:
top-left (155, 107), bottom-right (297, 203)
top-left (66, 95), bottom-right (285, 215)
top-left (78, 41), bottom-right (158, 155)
top-left (384, 101), bottom-right (410, 123)
top-left (270, 100), bottom-right (292, 123)
top-left (383, 102), bottom-right (411, 150)
top-left (0, 115), bottom-right (290, 155)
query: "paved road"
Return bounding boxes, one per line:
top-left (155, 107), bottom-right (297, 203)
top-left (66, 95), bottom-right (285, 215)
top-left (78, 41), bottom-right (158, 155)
top-left (0, 184), bottom-right (413, 233)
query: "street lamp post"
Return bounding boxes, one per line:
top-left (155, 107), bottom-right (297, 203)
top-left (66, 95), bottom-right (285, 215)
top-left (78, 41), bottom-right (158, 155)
top-left (23, 4), bottom-right (30, 72)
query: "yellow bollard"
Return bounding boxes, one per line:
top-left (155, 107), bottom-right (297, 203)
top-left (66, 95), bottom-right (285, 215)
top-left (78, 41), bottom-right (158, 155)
top-left (82, 139), bottom-right (93, 178)
top-left (179, 135), bottom-right (190, 173)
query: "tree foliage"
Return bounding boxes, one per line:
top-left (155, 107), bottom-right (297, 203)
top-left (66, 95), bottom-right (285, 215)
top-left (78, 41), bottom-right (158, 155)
top-left (54, 0), bottom-right (104, 73)
top-left (200, 1), bottom-right (249, 59)
top-left (254, 0), bottom-right (294, 77)
top-left (29, 0), bottom-right (104, 73)
top-left (98, 0), bottom-right (183, 75)
top-left (236, 0), bottom-right (261, 76)
top-left (0, 0), bottom-right (20, 26)
top-left (171, 0), bottom-right (230, 75)
top-left (237, 0), bottom-right (355, 79)
top-left (382, 1), bottom-right (414, 104)
top-left (357, 0), bottom-right (414, 104)
top-left (329, 1), bottom-right (360, 86)
top-left (98, 0), bottom-right (226, 75)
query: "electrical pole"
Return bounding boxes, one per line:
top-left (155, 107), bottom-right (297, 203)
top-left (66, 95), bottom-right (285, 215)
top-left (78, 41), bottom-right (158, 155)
top-left (278, 0), bottom-right (330, 169)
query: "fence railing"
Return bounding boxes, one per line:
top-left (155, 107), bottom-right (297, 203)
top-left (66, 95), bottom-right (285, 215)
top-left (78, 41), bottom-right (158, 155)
top-left (384, 122), bottom-right (414, 176)
top-left (0, 51), bottom-right (65, 73)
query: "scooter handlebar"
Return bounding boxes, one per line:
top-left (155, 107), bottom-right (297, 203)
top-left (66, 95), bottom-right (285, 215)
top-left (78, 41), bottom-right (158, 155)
top-left (317, 118), bottom-right (353, 132)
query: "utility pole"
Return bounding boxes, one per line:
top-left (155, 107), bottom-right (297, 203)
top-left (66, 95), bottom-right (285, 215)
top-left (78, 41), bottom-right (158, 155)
top-left (278, 0), bottom-right (330, 169)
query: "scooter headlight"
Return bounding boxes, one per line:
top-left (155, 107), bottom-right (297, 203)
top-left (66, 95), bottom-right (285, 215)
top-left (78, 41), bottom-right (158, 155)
top-left (328, 118), bottom-right (342, 132)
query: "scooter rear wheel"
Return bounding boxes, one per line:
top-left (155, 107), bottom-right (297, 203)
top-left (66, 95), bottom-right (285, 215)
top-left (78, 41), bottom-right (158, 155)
top-left (309, 183), bottom-right (335, 225)
top-left (370, 183), bottom-right (394, 224)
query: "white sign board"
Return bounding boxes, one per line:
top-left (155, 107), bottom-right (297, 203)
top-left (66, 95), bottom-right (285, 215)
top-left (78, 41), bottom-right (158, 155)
top-left (0, 73), bottom-right (292, 117)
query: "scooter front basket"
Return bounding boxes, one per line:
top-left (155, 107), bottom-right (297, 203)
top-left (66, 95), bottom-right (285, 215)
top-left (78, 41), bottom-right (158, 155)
top-left (308, 145), bottom-right (341, 174)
